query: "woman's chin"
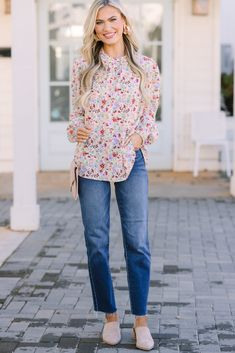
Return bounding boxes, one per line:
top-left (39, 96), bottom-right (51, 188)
top-left (102, 38), bottom-right (122, 46)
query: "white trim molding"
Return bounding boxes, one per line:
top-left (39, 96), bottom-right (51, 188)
top-left (10, 0), bottom-right (40, 230)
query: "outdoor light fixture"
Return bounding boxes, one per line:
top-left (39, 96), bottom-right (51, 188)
top-left (4, 0), bottom-right (11, 14)
top-left (192, 0), bottom-right (209, 16)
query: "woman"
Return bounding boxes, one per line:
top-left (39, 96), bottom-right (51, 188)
top-left (67, 0), bottom-right (160, 350)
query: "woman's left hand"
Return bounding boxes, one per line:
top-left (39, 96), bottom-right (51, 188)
top-left (125, 133), bottom-right (143, 151)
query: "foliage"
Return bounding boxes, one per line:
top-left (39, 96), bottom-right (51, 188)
top-left (221, 72), bottom-right (234, 116)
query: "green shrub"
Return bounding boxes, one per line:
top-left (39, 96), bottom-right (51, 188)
top-left (221, 72), bottom-right (234, 116)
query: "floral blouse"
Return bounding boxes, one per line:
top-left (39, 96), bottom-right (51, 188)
top-left (67, 47), bottom-right (160, 182)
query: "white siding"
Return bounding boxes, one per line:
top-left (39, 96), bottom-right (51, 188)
top-left (0, 0), bottom-right (12, 172)
top-left (173, 0), bottom-right (222, 171)
top-left (0, 0), bottom-right (229, 173)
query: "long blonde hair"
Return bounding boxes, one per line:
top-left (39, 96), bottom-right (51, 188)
top-left (77, 0), bottom-right (148, 109)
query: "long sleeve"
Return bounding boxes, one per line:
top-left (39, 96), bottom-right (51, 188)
top-left (66, 57), bottom-right (86, 143)
top-left (135, 58), bottom-right (160, 146)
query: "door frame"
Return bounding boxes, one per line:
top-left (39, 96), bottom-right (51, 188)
top-left (147, 0), bottom-right (173, 170)
top-left (38, 0), bottom-right (173, 170)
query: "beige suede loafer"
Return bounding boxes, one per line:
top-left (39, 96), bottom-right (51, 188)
top-left (132, 326), bottom-right (154, 351)
top-left (102, 320), bottom-right (121, 345)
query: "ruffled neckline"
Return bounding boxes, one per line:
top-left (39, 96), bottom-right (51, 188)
top-left (99, 47), bottom-right (128, 70)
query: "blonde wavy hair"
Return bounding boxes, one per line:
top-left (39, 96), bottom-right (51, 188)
top-left (77, 0), bottom-right (148, 109)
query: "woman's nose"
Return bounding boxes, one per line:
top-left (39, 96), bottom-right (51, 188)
top-left (103, 22), bottom-right (113, 31)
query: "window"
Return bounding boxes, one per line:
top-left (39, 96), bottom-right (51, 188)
top-left (220, 0), bottom-right (234, 116)
top-left (48, 0), bottom-right (87, 122)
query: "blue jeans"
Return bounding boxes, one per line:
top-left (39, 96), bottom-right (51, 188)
top-left (78, 149), bottom-right (150, 315)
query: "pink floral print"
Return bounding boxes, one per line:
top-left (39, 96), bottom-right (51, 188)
top-left (67, 47), bottom-right (160, 182)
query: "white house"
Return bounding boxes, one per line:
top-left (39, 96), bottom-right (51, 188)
top-left (0, 0), bottom-right (234, 230)
top-left (1, 0), bottom-right (230, 172)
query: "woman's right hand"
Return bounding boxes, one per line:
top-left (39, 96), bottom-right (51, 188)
top-left (77, 126), bottom-right (92, 143)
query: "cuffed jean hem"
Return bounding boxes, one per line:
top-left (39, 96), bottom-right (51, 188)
top-left (94, 308), bottom-right (118, 314)
top-left (132, 310), bottom-right (148, 316)
top-left (93, 307), bottom-right (117, 313)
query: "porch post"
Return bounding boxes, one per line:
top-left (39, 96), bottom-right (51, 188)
top-left (230, 44), bottom-right (235, 196)
top-left (10, 0), bottom-right (40, 230)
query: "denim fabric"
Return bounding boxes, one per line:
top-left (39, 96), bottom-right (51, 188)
top-left (78, 149), bottom-right (150, 315)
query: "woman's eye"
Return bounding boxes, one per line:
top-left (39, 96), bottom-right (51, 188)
top-left (95, 18), bottom-right (117, 24)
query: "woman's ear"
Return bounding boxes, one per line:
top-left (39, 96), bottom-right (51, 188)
top-left (123, 24), bottom-right (130, 35)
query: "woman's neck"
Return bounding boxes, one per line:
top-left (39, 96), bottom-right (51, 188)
top-left (102, 41), bottom-right (125, 59)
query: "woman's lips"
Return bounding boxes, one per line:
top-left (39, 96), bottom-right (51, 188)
top-left (103, 32), bottom-right (116, 39)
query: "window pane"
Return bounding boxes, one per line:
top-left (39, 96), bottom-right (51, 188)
top-left (71, 1), bottom-right (87, 25)
top-left (141, 3), bottom-right (163, 41)
top-left (50, 86), bottom-right (69, 121)
top-left (49, 1), bottom-right (70, 40)
top-left (50, 45), bottom-right (69, 81)
top-left (143, 44), bottom-right (162, 72)
top-left (123, 2), bottom-right (163, 42)
top-left (143, 45), bottom-right (162, 121)
top-left (221, 44), bottom-right (234, 116)
top-left (49, 1), bottom-right (70, 25)
top-left (122, 2), bottom-right (142, 39)
top-left (49, 25), bottom-right (73, 41)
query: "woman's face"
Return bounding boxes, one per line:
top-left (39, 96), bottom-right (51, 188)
top-left (94, 5), bottom-right (125, 46)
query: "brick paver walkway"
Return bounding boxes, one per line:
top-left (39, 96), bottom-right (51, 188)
top-left (0, 196), bottom-right (235, 353)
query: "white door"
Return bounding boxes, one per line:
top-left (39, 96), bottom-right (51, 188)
top-left (38, 0), bottom-right (173, 170)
